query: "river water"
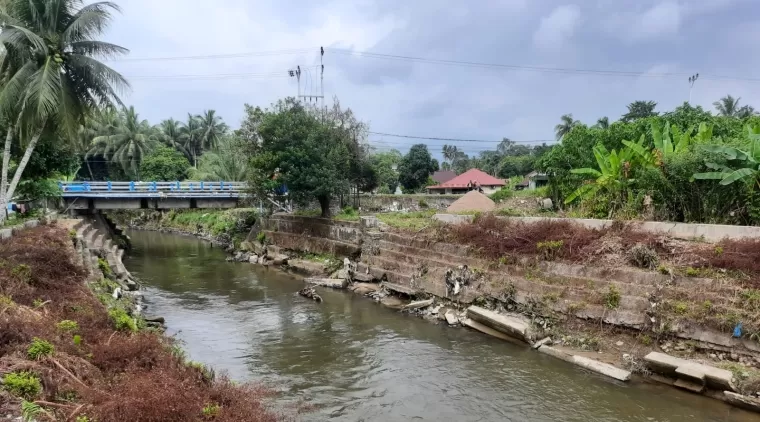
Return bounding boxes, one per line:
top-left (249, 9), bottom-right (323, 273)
top-left (124, 230), bottom-right (760, 422)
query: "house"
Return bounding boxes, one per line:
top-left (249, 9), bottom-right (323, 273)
top-left (515, 171), bottom-right (549, 190)
top-left (431, 170), bottom-right (456, 184)
top-left (427, 168), bottom-right (506, 195)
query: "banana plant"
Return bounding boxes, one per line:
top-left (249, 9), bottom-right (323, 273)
top-left (564, 144), bottom-right (637, 204)
top-left (693, 124), bottom-right (760, 187)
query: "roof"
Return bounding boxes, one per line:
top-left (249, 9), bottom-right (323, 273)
top-left (431, 170), bottom-right (456, 184)
top-left (428, 168), bottom-right (507, 189)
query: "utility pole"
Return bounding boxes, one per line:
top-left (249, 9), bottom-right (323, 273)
top-left (320, 46), bottom-right (325, 112)
top-left (288, 66), bottom-right (302, 101)
top-left (289, 48), bottom-right (325, 105)
top-left (688, 73), bottom-right (699, 104)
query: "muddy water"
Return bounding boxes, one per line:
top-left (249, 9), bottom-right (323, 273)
top-left (123, 230), bottom-right (759, 422)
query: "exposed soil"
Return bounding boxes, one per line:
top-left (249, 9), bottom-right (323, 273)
top-left (0, 224), bottom-right (283, 422)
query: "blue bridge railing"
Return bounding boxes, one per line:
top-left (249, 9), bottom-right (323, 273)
top-left (58, 181), bottom-right (249, 198)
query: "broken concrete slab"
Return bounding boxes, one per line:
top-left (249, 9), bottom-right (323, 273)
top-left (445, 311), bottom-right (459, 326)
top-left (380, 296), bottom-right (405, 309)
top-left (272, 254), bottom-right (289, 265)
top-left (723, 391), bottom-right (760, 413)
top-left (466, 306), bottom-right (530, 343)
top-left (571, 356), bottom-right (631, 382)
top-left (674, 379), bottom-right (706, 393)
top-left (286, 259), bottom-right (326, 276)
top-left (675, 364), bottom-right (707, 386)
top-left (381, 281), bottom-right (419, 297)
top-left (462, 318), bottom-right (525, 345)
top-left (644, 352), bottom-right (686, 376)
top-left (644, 352), bottom-right (736, 392)
top-left (537, 345), bottom-right (573, 363)
top-left (532, 337), bottom-right (552, 350)
top-left (304, 278), bottom-right (348, 289)
top-left (403, 298), bottom-right (434, 310)
top-left (351, 283), bottom-right (380, 296)
top-left (352, 272), bottom-right (375, 283)
top-left (701, 365), bottom-right (737, 392)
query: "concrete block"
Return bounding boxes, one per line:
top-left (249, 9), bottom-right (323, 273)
top-left (700, 365), bottom-right (736, 392)
top-left (723, 391), bottom-right (760, 413)
top-left (532, 337), bottom-right (552, 350)
top-left (571, 356), bottom-right (632, 382)
top-left (352, 272), bottom-right (375, 283)
top-left (381, 281), bottom-right (419, 297)
top-left (644, 352), bottom-right (686, 376)
top-left (0, 228), bottom-right (11, 240)
top-left (304, 278), bottom-right (348, 289)
top-left (462, 318), bottom-right (525, 345)
top-left (23, 219), bottom-right (39, 228)
top-left (675, 364), bottom-right (707, 386)
top-left (674, 378), bottom-right (706, 393)
top-left (537, 346), bottom-right (573, 363)
top-left (445, 311), bottom-right (459, 326)
top-left (466, 306), bottom-right (530, 343)
top-left (403, 299), bottom-right (434, 310)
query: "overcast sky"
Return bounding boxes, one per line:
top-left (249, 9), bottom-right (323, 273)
top-left (102, 0), bottom-right (760, 157)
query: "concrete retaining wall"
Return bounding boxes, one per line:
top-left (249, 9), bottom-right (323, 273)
top-left (432, 214), bottom-right (760, 242)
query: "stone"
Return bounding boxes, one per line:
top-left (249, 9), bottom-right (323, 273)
top-left (466, 305), bottom-right (531, 343)
top-left (381, 281), bottom-right (419, 297)
top-left (723, 391), bottom-right (760, 413)
top-left (352, 272), bottom-right (375, 283)
top-left (540, 198), bottom-right (553, 210)
top-left (674, 378), bottom-right (706, 393)
top-left (445, 311), bottom-right (459, 326)
top-left (571, 356), bottom-right (632, 382)
top-left (615, 341), bottom-right (624, 347)
top-left (304, 278), bottom-right (348, 289)
top-left (462, 318), bottom-right (523, 345)
top-left (0, 229), bottom-right (11, 240)
top-left (532, 337), bottom-right (553, 349)
top-left (403, 299), bottom-right (434, 310)
top-left (430, 305), bottom-right (442, 315)
top-left (125, 279), bottom-right (138, 291)
top-left (380, 296), bottom-right (404, 309)
top-left (144, 316), bottom-right (165, 324)
top-left (537, 346), bottom-right (573, 363)
top-left (644, 352), bottom-right (686, 376)
top-left (351, 283), bottom-right (379, 296)
top-left (675, 364), bottom-right (707, 386)
top-left (272, 254), bottom-right (288, 265)
top-left (249, 254), bottom-right (259, 264)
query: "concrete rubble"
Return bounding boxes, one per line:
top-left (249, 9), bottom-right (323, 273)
top-left (466, 306), bottom-right (531, 344)
top-left (304, 277), bottom-right (348, 289)
top-left (403, 298), bottom-right (434, 310)
top-left (644, 352), bottom-right (736, 392)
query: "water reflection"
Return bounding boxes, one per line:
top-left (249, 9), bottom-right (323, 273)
top-left (124, 230), bottom-right (759, 422)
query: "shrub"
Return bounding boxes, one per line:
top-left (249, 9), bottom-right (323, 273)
top-left (417, 199), bottom-right (429, 209)
top-left (73, 335), bottom-right (82, 346)
top-left (11, 264), bottom-right (31, 283)
top-left (98, 258), bottom-right (112, 277)
top-left (2, 371), bottom-right (42, 399)
top-left (109, 308), bottom-right (137, 332)
top-left (27, 338), bottom-right (55, 360)
top-left (536, 240), bottom-right (563, 261)
top-left (685, 267), bottom-right (700, 277)
top-left (604, 285), bottom-right (621, 309)
top-left (255, 232), bottom-right (267, 244)
top-left (202, 403), bottom-right (221, 418)
top-left (57, 319), bottom-right (79, 332)
top-left (672, 301), bottom-right (689, 315)
top-left (627, 243), bottom-right (659, 269)
top-left (489, 187), bottom-right (513, 204)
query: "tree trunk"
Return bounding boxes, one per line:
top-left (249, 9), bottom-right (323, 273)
top-left (318, 195), bottom-right (331, 218)
top-left (85, 158), bottom-right (94, 181)
top-left (0, 126), bottom-right (13, 223)
top-left (5, 129), bottom-right (43, 203)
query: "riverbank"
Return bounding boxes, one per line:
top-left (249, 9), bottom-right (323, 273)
top-left (0, 220), bottom-right (280, 421)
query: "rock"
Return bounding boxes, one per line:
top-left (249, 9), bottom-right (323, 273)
top-left (445, 311), bottom-right (459, 326)
top-left (304, 278), bottom-right (348, 289)
top-left (615, 341), bottom-right (624, 347)
top-left (272, 254), bottom-right (288, 265)
top-left (352, 272), bottom-right (375, 283)
top-left (249, 254), bottom-right (259, 264)
top-left (143, 316), bottom-right (165, 324)
top-left (430, 305), bottom-right (442, 315)
top-left (532, 337), bottom-right (553, 349)
top-left (351, 283), bottom-right (379, 296)
top-left (709, 353), bottom-right (718, 359)
top-left (723, 391), bottom-right (760, 413)
top-left (112, 287), bottom-right (122, 300)
top-left (466, 306), bottom-right (531, 343)
top-left (540, 198), bottom-right (553, 209)
top-left (298, 287), bottom-right (322, 303)
top-left (380, 296), bottom-right (405, 309)
top-left (380, 281), bottom-right (420, 297)
top-left (731, 352), bottom-right (739, 361)
top-left (403, 299), bottom-right (434, 310)
top-left (125, 279), bottom-right (139, 291)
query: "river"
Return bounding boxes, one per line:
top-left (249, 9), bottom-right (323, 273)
top-left (123, 230), bottom-right (760, 422)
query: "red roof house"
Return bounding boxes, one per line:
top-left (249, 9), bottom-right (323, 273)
top-left (431, 170), bottom-right (456, 184)
top-left (427, 168), bottom-right (506, 194)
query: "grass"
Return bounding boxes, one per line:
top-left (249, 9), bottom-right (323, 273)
top-left (109, 308), bottom-right (137, 332)
top-left (2, 371), bottom-right (42, 400)
top-left (333, 206), bottom-right (360, 221)
top-left (604, 285), bottom-right (621, 310)
top-left (377, 209), bottom-right (437, 230)
top-left (27, 338), bottom-right (55, 360)
top-left (57, 319), bottom-right (79, 332)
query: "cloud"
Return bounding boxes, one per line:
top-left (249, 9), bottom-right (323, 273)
top-left (533, 5), bottom-right (582, 51)
top-left (630, 1), bottom-right (682, 40)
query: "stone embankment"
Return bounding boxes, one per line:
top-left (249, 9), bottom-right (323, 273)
top-left (238, 213), bottom-right (760, 414)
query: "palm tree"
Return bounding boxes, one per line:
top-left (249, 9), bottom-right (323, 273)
top-left (88, 106), bottom-right (157, 178)
top-left (197, 110), bottom-right (228, 151)
top-left (594, 117), bottom-right (610, 129)
top-left (555, 114), bottom-right (579, 141)
top-left (159, 118), bottom-right (191, 160)
top-left (442, 144), bottom-right (458, 165)
top-left (180, 114), bottom-right (203, 167)
top-left (713, 95), bottom-right (742, 117)
top-left (737, 105), bottom-right (757, 119)
top-left (189, 135), bottom-right (248, 181)
top-left (621, 101), bottom-right (658, 122)
top-left (0, 0), bottom-right (128, 220)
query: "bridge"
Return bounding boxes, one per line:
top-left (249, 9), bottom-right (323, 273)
top-left (59, 181), bottom-right (249, 211)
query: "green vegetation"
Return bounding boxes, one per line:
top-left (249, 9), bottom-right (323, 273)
top-left (98, 258), bottom-right (112, 277)
top-left (2, 372), bottom-right (42, 399)
top-left (489, 187), bottom-right (513, 203)
top-left (334, 206), bottom-right (360, 221)
top-left (604, 285), bottom-right (621, 310)
top-left (398, 144), bottom-right (439, 193)
top-left (377, 210), bottom-right (437, 230)
top-left (11, 264), bottom-right (31, 283)
top-left (27, 338), bottom-right (54, 360)
top-left (109, 308), bottom-right (137, 332)
top-left (672, 301), bottom-right (690, 315)
top-left (536, 240), bottom-right (563, 260)
top-left (202, 403), bottom-right (221, 418)
top-left (139, 145), bottom-right (191, 181)
top-left (56, 320), bottom-right (79, 332)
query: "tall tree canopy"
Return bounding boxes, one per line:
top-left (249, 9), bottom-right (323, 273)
top-left (398, 144), bottom-right (437, 192)
top-left (555, 114), bottom-right (579, 141)
top-left (0, 0), bottom-right (128, 221)
top-left (621, 101), bottom-right (658, 122)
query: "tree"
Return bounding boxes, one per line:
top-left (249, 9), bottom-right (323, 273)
top-left (139, 145), bottom-right (190, 181)
top-left (180, 114), bottom-right (202, 167)
top-left (197, 109), bottom-right (227, 152)
top-left (398, 144), bottom-right (437, 192)
top-left (370, 150), bottom-right (402, 193)
top-left (0, 0), bottom-right (128, 221)
top-left (622, 101), bottom-right (658, 122)
top-left (737, 105), bottom-right (756, 119)
top-left (442, 144), bottom-right (458, 165)
top-left (190, 134), bottom-right (249, 181)
top-left (713, 95), bottom-right (742, 117)
top-left (555, 114), bottom-right (579, 141)
top-left (249, 98), bottom-right (353, 217)
top-left (693, 125), bottom-right (760, 187)
top-left (159, 118), bottom-right (191, 161)
top-left (594, 117), bottom-right (610, 129)
top-left (87, 106), bottom-right (157, 179)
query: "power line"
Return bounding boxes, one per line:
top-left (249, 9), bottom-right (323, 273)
top-left (329, 48), bottom-right (760, 83)
top-left (105, 48), bottom-right (316, 63)
top-left (368, 131), bottom-right (552, 144)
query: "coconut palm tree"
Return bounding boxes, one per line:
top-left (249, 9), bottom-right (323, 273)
top-left (180, 113), bottom-right (203, 167)
top-left (189, 135), bottom-right (248, 181)
top-left (0, 0), bottom-right (129, 221)
top-left (594, 117), bottom-right (610, 129)
top-left (555, 114), bottom-right (579, 141)
top-left (159, 118), bottom-right (191, 160)
top-left (442, 144), bottom-right (458, 165)
top-left (737, 105), bottom-right (757, 119)
top-left (88, 106), bottom-right (157, 178)
top-left (197, 109), bottom-right (228, 152)
top-left (713, 95), bottom-right (742, 117)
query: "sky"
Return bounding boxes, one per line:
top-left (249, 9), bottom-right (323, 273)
top-left (102, 0), bottom-right (760, 158)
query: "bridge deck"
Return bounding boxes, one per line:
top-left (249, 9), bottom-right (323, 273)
top-left (59, 181), bottom-right (247, 198)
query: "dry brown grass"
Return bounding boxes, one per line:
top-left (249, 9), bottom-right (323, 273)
top-left (0, 225), bottom-right (281, 422)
